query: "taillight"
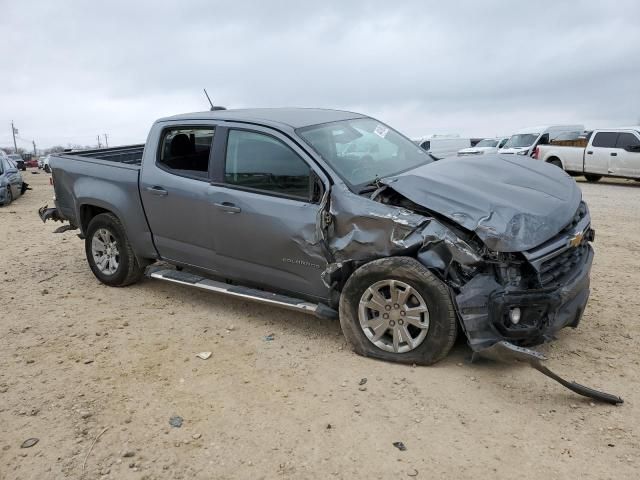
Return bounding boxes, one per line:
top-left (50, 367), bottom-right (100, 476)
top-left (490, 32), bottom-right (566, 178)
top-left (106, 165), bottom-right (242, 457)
top-left (533, 147), bottom-right (539, 159)
top-left (49, 177), bottom-right (53, 186)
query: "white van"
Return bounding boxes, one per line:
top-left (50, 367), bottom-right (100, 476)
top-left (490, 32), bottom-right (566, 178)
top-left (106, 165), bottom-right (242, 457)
top-left (415, 135), bottom-right (471, 159)
top-left (499, 125), bottom-right (585, 157)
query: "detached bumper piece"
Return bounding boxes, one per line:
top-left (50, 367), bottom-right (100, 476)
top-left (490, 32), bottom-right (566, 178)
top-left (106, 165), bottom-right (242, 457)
top-left (39, 204), bottom-right (63, 223)
top-left (481, 341), bottom-right (623, 405)
top-left (38, 204), bottom-right (76, 233)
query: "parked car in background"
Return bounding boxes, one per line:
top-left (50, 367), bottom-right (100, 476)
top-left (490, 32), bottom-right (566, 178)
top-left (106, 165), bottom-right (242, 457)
top-left (415, 135), bottom-right (471, 159)
top-left (41, 108), bottom-right (595, 368)
top-left (24, 158), bottom-right (39, 168)
top-left (7, 153), bottom-right (26, 171)
top-left (500, 125), bottom-right (584, 157)
top-left (0, 157), bottom-right (26, 205)
top-left (458, 137), bottom-right (509, 156)
top-left (534, 127), bottom-right (640, 182)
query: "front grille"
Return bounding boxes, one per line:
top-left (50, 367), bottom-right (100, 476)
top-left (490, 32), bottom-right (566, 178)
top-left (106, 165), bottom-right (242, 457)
top-left (538, 236), bottom-right (589, 287)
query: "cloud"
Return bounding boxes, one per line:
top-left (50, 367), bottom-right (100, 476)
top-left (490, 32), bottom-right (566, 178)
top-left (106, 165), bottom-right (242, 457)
top-left (1, 0), bottom-right (639, 148)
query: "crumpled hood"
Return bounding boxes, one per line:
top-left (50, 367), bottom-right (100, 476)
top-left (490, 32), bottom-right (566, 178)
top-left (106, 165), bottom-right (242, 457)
top-left (382, 154), bottom-right (582, 252)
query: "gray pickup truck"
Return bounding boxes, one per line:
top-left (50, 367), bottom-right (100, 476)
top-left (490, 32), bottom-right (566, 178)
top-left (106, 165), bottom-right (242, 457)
top-left (40, 108), bottom-right (595, 366)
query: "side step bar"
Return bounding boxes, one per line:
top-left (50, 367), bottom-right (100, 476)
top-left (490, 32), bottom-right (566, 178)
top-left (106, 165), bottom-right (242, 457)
top-left (146, 268), bottom-right (337, 319)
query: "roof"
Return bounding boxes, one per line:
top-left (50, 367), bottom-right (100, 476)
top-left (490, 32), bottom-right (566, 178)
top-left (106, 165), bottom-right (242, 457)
top-left (514, 125), bottom-right (585, 134)
top-left (158, 108), bottom-right (365, 129)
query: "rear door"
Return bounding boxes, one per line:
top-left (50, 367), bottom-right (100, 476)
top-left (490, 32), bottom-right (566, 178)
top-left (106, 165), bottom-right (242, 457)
top-left (140, 123), bottom-right (220, 271)
top-left (585, 131), bottom-right (619, 175)
top-left (612, 132), bottom-right (640, 178)
top-left (208, 124), bottom-right (329, 300)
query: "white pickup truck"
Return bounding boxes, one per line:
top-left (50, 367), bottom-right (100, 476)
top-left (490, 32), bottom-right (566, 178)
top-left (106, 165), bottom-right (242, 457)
top-left (534, 127), bottom-right (640, 182)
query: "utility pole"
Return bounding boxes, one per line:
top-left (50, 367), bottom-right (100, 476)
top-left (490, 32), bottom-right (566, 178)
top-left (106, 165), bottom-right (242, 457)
top-left (32, 140), bottom-right (37, 156)
top-left (97, 135), bottom-right (102, 148)
top-left (104, 133), bottom-right (109, 147)
top-left (11, 121), bottom-right (18, 153)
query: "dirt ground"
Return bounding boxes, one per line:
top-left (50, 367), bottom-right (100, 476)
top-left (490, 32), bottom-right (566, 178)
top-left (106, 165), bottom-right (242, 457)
top-left (1, 171), bottom-right (639, 480)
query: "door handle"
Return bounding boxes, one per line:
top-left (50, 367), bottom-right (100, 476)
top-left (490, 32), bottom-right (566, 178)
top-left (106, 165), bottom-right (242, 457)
top-left (145, 186), bottom-right (168, 196)
top-left (214, 202), bottom-right (241, 214)
top-left (610, 152), bottom-right (617, 156)
top-left (586, 151), bottom-right (593, 155)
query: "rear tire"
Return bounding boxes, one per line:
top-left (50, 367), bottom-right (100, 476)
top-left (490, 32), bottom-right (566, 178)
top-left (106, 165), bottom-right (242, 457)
top-left (3, 186), bottom-right (13, 206)
top-left (85, 213), bottom-right (144, 287)
top-left (547, 158), bottom-right (562, 169)
top-left (339, 257), bottom-right (457, 366)
top-left (584, 174), bottom-right (602, 183)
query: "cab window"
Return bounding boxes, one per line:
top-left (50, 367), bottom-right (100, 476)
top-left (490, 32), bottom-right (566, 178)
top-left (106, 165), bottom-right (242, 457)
top-left (224, 130), bottom-right (311, 200)
top-left (158, 128), bottom-right (214, 179)
top-left (592, 132), bottom-right (619, 148)
top-left (615, 132), bottom-right (640, 150)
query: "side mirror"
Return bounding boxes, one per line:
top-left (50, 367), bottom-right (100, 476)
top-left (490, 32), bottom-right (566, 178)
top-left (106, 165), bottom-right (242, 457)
top-left (625, 145), bottom-right (640, 152)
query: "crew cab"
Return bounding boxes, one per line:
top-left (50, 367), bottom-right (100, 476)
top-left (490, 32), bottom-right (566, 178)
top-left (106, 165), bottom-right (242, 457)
top-left (40, 108), bottom-right (595, 366)
top-left (534, 127), bottom-right (640, 182)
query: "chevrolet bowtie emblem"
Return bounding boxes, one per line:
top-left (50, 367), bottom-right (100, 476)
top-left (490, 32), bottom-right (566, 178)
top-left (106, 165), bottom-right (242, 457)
top-left (569, 232), bottom-right (584, 248)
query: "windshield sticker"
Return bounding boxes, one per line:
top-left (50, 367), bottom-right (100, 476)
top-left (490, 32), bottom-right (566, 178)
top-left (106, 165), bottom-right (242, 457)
top-left (374, 124), bottom-right (389, 139)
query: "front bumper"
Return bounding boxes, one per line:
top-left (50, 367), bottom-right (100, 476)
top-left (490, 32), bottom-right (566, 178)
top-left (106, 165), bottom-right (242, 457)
top-left (456, 245), bottom-right (593, 351)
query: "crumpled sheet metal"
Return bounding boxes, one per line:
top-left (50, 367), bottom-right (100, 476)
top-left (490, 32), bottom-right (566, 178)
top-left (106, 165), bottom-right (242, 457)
top-left (326, 189), bottom-right (429, 263)
top-left (381, 154), bottom-right (582, 252)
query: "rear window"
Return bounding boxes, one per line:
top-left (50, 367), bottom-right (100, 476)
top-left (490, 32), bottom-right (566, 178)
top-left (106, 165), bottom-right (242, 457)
top-left (592, 132), bottom-right (619, 148)
top-left (158, 127), bottom-right (214, 179)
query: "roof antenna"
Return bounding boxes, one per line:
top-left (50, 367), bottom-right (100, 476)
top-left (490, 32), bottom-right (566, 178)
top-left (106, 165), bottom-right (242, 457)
top-left (203, 88), bottom-right (226, 111)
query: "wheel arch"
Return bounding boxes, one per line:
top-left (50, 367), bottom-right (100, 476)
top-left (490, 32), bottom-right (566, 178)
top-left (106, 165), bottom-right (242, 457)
top-left (545, 156), bottom-right (564, 169)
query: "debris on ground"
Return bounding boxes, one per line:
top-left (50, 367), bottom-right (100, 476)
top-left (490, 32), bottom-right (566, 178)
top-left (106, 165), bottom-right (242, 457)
top-left (169, 416), bottom-right (183, 428)
top-left (359, 378), bottom-right (367, 386)
top-left (407, 469), bottom-right (419, 477)
top-left (123, 450), bottom-right (135, 458)
top-left (195, 352), bottom-right (212, 360)
top-left (20, 438), bottom-right (39, 449)
top-left (264, 334), bottom-right (275, 341)
top-left (392, 441), bottom-right (406, 451)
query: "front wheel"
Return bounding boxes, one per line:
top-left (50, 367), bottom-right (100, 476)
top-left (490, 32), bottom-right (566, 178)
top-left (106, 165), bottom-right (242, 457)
top-left (339, 257), bottom-right (457, 365)
top-left (85, 213), bottom-right (144, 287)
top-left (584, 174), bottom-right (602, 183)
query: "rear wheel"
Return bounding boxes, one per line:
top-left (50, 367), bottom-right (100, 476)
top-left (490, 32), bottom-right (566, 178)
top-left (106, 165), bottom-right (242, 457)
top-left (584, 174), bottom-right (602, 183)
top-left (339, 257), bottom-right (457, 366)
top-left (547, 158), bottom-right (562, 169)
top-left (85, 213), bottom-right (144, 287)
top-left (3, 186), bottom-right (13, 206)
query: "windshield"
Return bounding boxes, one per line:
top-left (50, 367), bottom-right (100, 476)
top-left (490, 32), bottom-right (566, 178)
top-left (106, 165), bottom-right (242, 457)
top-left (475, 139), bottom-right (498, 148)
top-left (8, 154), bottom-right (21, 160)
top-left (297, 118), bottom-right (431, 188)
top-left (504, 134), bottom-right (539, 148)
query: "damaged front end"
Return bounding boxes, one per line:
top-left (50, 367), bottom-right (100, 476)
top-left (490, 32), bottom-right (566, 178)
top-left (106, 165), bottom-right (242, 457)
top-left (323, 181), bottom-right (596, 356)
top-left (322, 184), bottom-right (621, 403)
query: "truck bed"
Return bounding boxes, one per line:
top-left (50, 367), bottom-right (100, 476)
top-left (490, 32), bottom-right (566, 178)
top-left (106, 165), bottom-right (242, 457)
top-left (60, 144), bottom-right (145, 165)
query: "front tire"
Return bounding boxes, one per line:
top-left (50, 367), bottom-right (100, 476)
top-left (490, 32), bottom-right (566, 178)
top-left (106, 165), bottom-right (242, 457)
top-left (339, 257), bottom-right (457, 366)
top-left (85, 213), bottom-right (144, 287)
top-left (584, 174), bottom-right (602, 183)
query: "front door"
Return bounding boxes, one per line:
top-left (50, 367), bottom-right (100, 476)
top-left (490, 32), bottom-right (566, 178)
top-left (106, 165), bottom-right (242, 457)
top-left (208, 126), bottom-right (329, 300)
top-left (612, 132), bottom-right (640, 178)
top-left (140, 125), bottom-right (220, 271)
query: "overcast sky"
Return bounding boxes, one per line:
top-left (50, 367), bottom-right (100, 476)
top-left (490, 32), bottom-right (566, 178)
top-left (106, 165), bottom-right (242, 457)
top-left (1, 0), bottom-right (639, 150)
